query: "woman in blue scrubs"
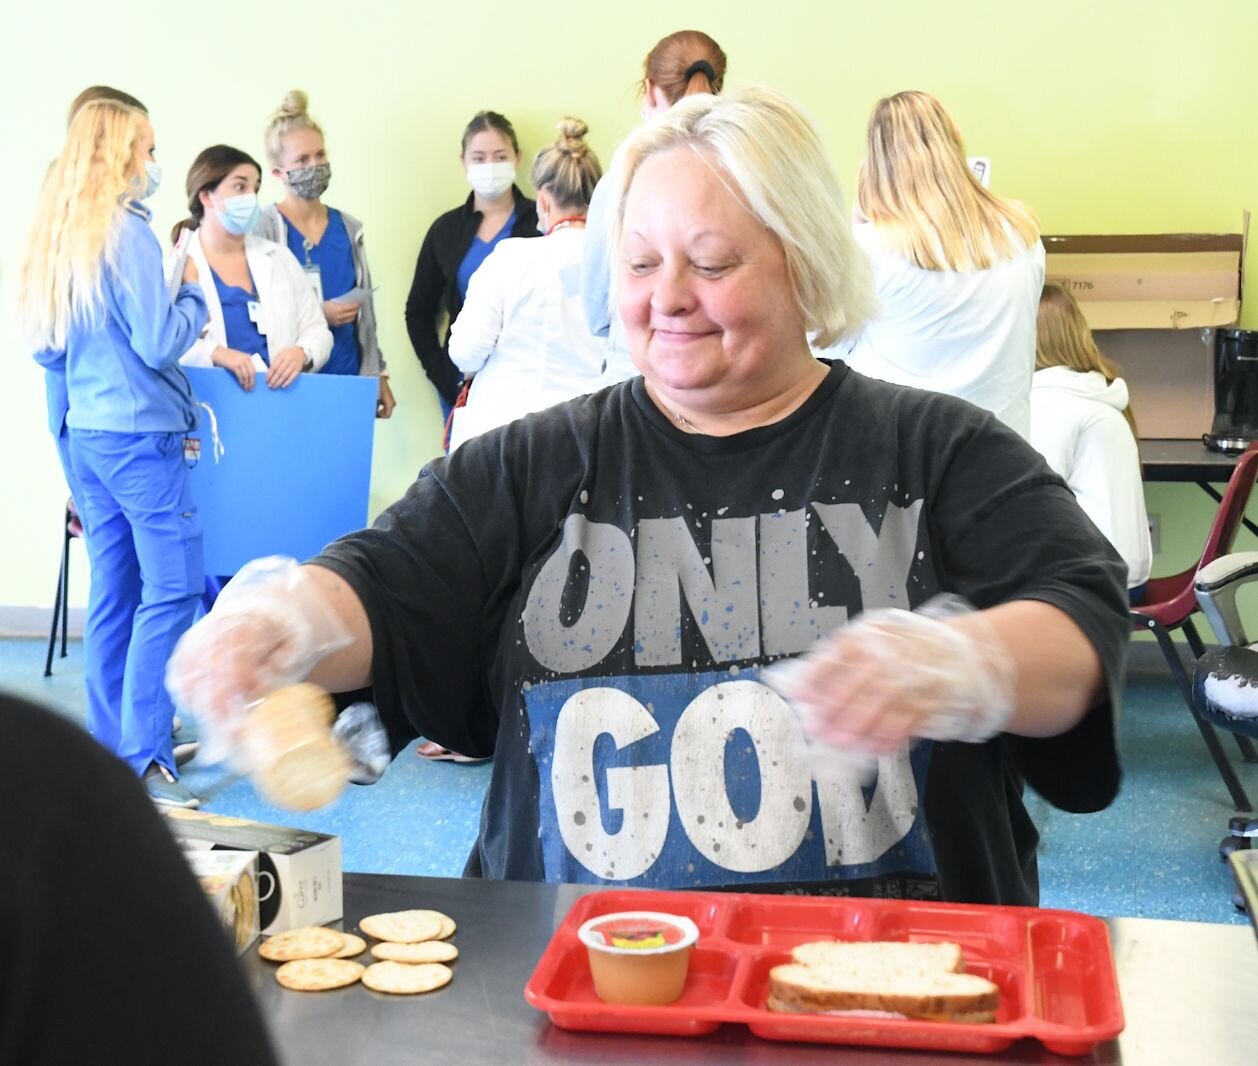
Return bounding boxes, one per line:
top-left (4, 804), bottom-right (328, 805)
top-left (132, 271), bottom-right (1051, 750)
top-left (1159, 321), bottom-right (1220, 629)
top-left (19, 100), bottom-right (209, 807)
top-left (257, 90), bottom-right (394, 417)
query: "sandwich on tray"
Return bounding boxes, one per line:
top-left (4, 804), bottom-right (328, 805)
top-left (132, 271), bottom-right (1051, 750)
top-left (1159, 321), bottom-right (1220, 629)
top-left (767, 940), bottom-right (1000, 1023)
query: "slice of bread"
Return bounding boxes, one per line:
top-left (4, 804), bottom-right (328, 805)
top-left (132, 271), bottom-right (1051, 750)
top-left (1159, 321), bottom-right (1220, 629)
top-left (767, 940), bottom-right (999, 1022)
top-left (789, 940), bottom-right (965, 975)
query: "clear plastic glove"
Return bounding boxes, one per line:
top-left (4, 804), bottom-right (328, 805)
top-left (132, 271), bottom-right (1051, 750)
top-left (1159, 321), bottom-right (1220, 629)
top-left (166, 557), bottom-right (353, 768)
top-left (761, 596), bottom-right (1015, 769)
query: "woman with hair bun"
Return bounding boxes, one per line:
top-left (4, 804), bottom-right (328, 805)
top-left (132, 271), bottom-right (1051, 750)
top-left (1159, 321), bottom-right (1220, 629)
top-left (405, 110), bottom-right (539, 423)
top-left (837, 91), bottom-right (1044, 437)
top-left (582, 29), bottom-right (728, 382)
top-left (446, 118), bottom-right (605, 451)
top-left (256, 91), bottom-right (394, 417)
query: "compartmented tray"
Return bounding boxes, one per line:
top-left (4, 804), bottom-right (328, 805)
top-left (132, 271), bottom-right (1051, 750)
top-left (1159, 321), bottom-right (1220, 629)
top-left (524, 889), bottom-right (1124, 1056)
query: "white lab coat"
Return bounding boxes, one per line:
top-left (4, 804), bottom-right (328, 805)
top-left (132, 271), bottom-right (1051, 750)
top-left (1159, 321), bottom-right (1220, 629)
top-left (166, 230), bottom-right (332, 371)
top-left (447, 229), bottom-right (606, 450)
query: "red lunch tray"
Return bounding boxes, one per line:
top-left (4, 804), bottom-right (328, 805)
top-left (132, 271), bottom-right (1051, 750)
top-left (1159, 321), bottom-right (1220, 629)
top-left (524, 888), bottom-right (1125, 1056)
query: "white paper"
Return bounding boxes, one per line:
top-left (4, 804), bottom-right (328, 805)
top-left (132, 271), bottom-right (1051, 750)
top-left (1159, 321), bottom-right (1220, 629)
top-left (328, 286), bottom-right (375, 306)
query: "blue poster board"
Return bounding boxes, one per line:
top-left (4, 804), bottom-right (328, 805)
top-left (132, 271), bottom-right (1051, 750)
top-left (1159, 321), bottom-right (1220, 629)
top-left (183, 367), bottom-right (376, 574)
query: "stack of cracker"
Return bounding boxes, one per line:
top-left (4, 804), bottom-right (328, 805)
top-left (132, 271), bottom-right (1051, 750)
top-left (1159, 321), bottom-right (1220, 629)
top-left (257, 908), bottom-right (458, 996)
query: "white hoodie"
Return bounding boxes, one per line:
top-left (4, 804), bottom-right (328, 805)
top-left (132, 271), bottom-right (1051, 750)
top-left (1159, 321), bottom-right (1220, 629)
top-left (1029, 366), bottom-right (1151, 588)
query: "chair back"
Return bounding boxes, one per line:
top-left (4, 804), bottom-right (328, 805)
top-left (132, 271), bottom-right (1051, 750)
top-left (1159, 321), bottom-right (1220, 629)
top-left (1200, 444), bottom-right (1258, 571)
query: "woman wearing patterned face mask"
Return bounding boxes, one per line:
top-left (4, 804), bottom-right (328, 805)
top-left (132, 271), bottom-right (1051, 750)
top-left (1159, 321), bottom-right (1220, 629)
top-left (169, 146), bottom-right (331, 391)
top-left (405, 111), bottom-right (539, 425)
top-left (257, 91), bottom-right (394, 418)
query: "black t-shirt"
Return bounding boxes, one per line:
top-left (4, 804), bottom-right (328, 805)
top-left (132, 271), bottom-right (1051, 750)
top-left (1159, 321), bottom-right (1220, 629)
top-left (0, 694), bottom-right (279, 1066)
top-left (315, 362), bottom-right (1127, 905)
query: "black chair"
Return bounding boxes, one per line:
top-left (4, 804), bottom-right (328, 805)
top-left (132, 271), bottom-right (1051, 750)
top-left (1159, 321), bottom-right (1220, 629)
top-left (1191, 552), bottom-right (1258, 907)
top-left (44, 498), bottom-right (80, 676)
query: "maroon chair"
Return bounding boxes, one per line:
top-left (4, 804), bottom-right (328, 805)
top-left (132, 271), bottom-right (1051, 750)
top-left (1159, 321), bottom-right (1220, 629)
top-left (1132, 444), bottom-right (1258, 810)
top-left (44, 498), bottom-right (81, 677)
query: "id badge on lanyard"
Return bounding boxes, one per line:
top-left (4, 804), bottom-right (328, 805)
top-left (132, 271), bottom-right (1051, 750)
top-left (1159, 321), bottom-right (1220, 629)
top-left (304, 263), bottom-right (324, 302)
top-left (301, 238), bottom-right (324, 301)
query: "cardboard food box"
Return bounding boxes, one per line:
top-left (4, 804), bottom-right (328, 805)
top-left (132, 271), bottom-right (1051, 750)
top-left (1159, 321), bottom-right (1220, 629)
top-left (1044, 229), bottom-right (1247, 439)
top-left (164, 808), bottom-right (342, 935)
top-left (1043, 233), bottom-right (1243, 331)
top-left (185, 849), bottom-right (260, 955)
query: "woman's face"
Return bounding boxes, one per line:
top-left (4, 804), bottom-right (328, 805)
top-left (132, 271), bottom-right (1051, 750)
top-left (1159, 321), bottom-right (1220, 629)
top-left (461, 129), bottom-right (516, 167)
top-left (206, 164), bottom-right (261, 204)
top-left (130, 117), bottom-right (156, 185)
top-left (275, 127), bottom-right (328, 182)
top-left (199, 163), bottom-right (262, 233)
top-left (617, 146), bottom-right (808, 406)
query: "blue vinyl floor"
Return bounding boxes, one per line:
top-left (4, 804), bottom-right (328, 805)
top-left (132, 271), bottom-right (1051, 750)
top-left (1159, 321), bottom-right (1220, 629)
top-left (3, 636), bottom-right (1252, 925)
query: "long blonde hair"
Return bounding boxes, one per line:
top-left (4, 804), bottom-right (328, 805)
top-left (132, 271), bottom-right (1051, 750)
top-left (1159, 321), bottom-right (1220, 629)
top-left (18, 100), bottom-right (148, 351)
top-left (856, 91), bottom-right (1039, 272)
top-left (1036, 284), bottom-right (1137, 437)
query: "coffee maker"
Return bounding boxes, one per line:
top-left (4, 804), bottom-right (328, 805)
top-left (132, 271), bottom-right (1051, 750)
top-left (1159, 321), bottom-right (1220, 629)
top-left (1204, 329), bottom-right (1258, 453)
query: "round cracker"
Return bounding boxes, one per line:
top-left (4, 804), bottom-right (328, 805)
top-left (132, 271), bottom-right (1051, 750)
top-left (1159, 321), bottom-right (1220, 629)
top-left (362, 961), bottom-right (453, 995)
top-left (333, 932), bottom-right (367, 958)
top-left (359, 909), bottom-right (445, 944)
top-left (438, 915), bottom-right (457, 940)
top-left (371, 940), bottom-right (458, 964)
top-left (275, 957), bottom-right (364, 991)
top-left (259, 926), bottom-right (344, 962)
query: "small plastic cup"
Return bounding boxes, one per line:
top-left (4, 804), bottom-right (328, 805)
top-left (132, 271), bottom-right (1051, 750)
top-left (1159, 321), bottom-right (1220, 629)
top-left (577, 911), bottom-right (700, 1005)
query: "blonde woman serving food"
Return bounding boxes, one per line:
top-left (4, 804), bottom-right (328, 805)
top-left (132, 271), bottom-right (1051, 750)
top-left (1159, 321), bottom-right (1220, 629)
top-left (170, 88), bottom-right (1126, 906)
top-left (838, 91), bottom-right (1044, 437)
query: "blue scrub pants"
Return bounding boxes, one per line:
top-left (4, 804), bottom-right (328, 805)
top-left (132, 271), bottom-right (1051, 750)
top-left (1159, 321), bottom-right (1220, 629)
top-left (68, 430), bottom-right (204, 776)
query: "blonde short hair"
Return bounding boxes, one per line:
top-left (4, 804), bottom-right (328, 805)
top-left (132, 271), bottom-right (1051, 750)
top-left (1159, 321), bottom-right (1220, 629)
top-left (857, 91), bottom-right (1039, 272)
top-left (610, 86), bottom-right (872, 350)
top-left (264, 89), bottom-right (323, 165)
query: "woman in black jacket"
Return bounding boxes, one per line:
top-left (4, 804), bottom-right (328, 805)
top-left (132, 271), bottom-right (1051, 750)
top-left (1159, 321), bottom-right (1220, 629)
top-left (405, 111), bottom-right (539, 419)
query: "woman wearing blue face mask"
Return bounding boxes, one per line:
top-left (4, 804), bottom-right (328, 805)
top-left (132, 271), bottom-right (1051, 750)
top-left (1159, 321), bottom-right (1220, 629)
top-left (18, 100), bottom-right (209, 807)
top-left (257, 91), bottom-right (395, 418)
top-left (405, 111), bottom-right (539, 424)
top-left (169, 146), bottom-right (331, 391)
top-left (168, 146), bottom-right (332, 620)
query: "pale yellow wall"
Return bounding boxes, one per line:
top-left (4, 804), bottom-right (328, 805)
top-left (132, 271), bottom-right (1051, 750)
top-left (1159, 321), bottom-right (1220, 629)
top-left (3, 0), bottom-right (1257, 614)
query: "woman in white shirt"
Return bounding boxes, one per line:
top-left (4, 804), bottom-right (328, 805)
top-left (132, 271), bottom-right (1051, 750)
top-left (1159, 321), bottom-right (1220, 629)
top-left (838, 91), bottom-right (1044, 437)
top-left (447, 118), bottom-right (605, 451)
top-left (168, 145), bottom-right (331, 389)
top-left (1030, 284), bottom-right (1151, 602)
